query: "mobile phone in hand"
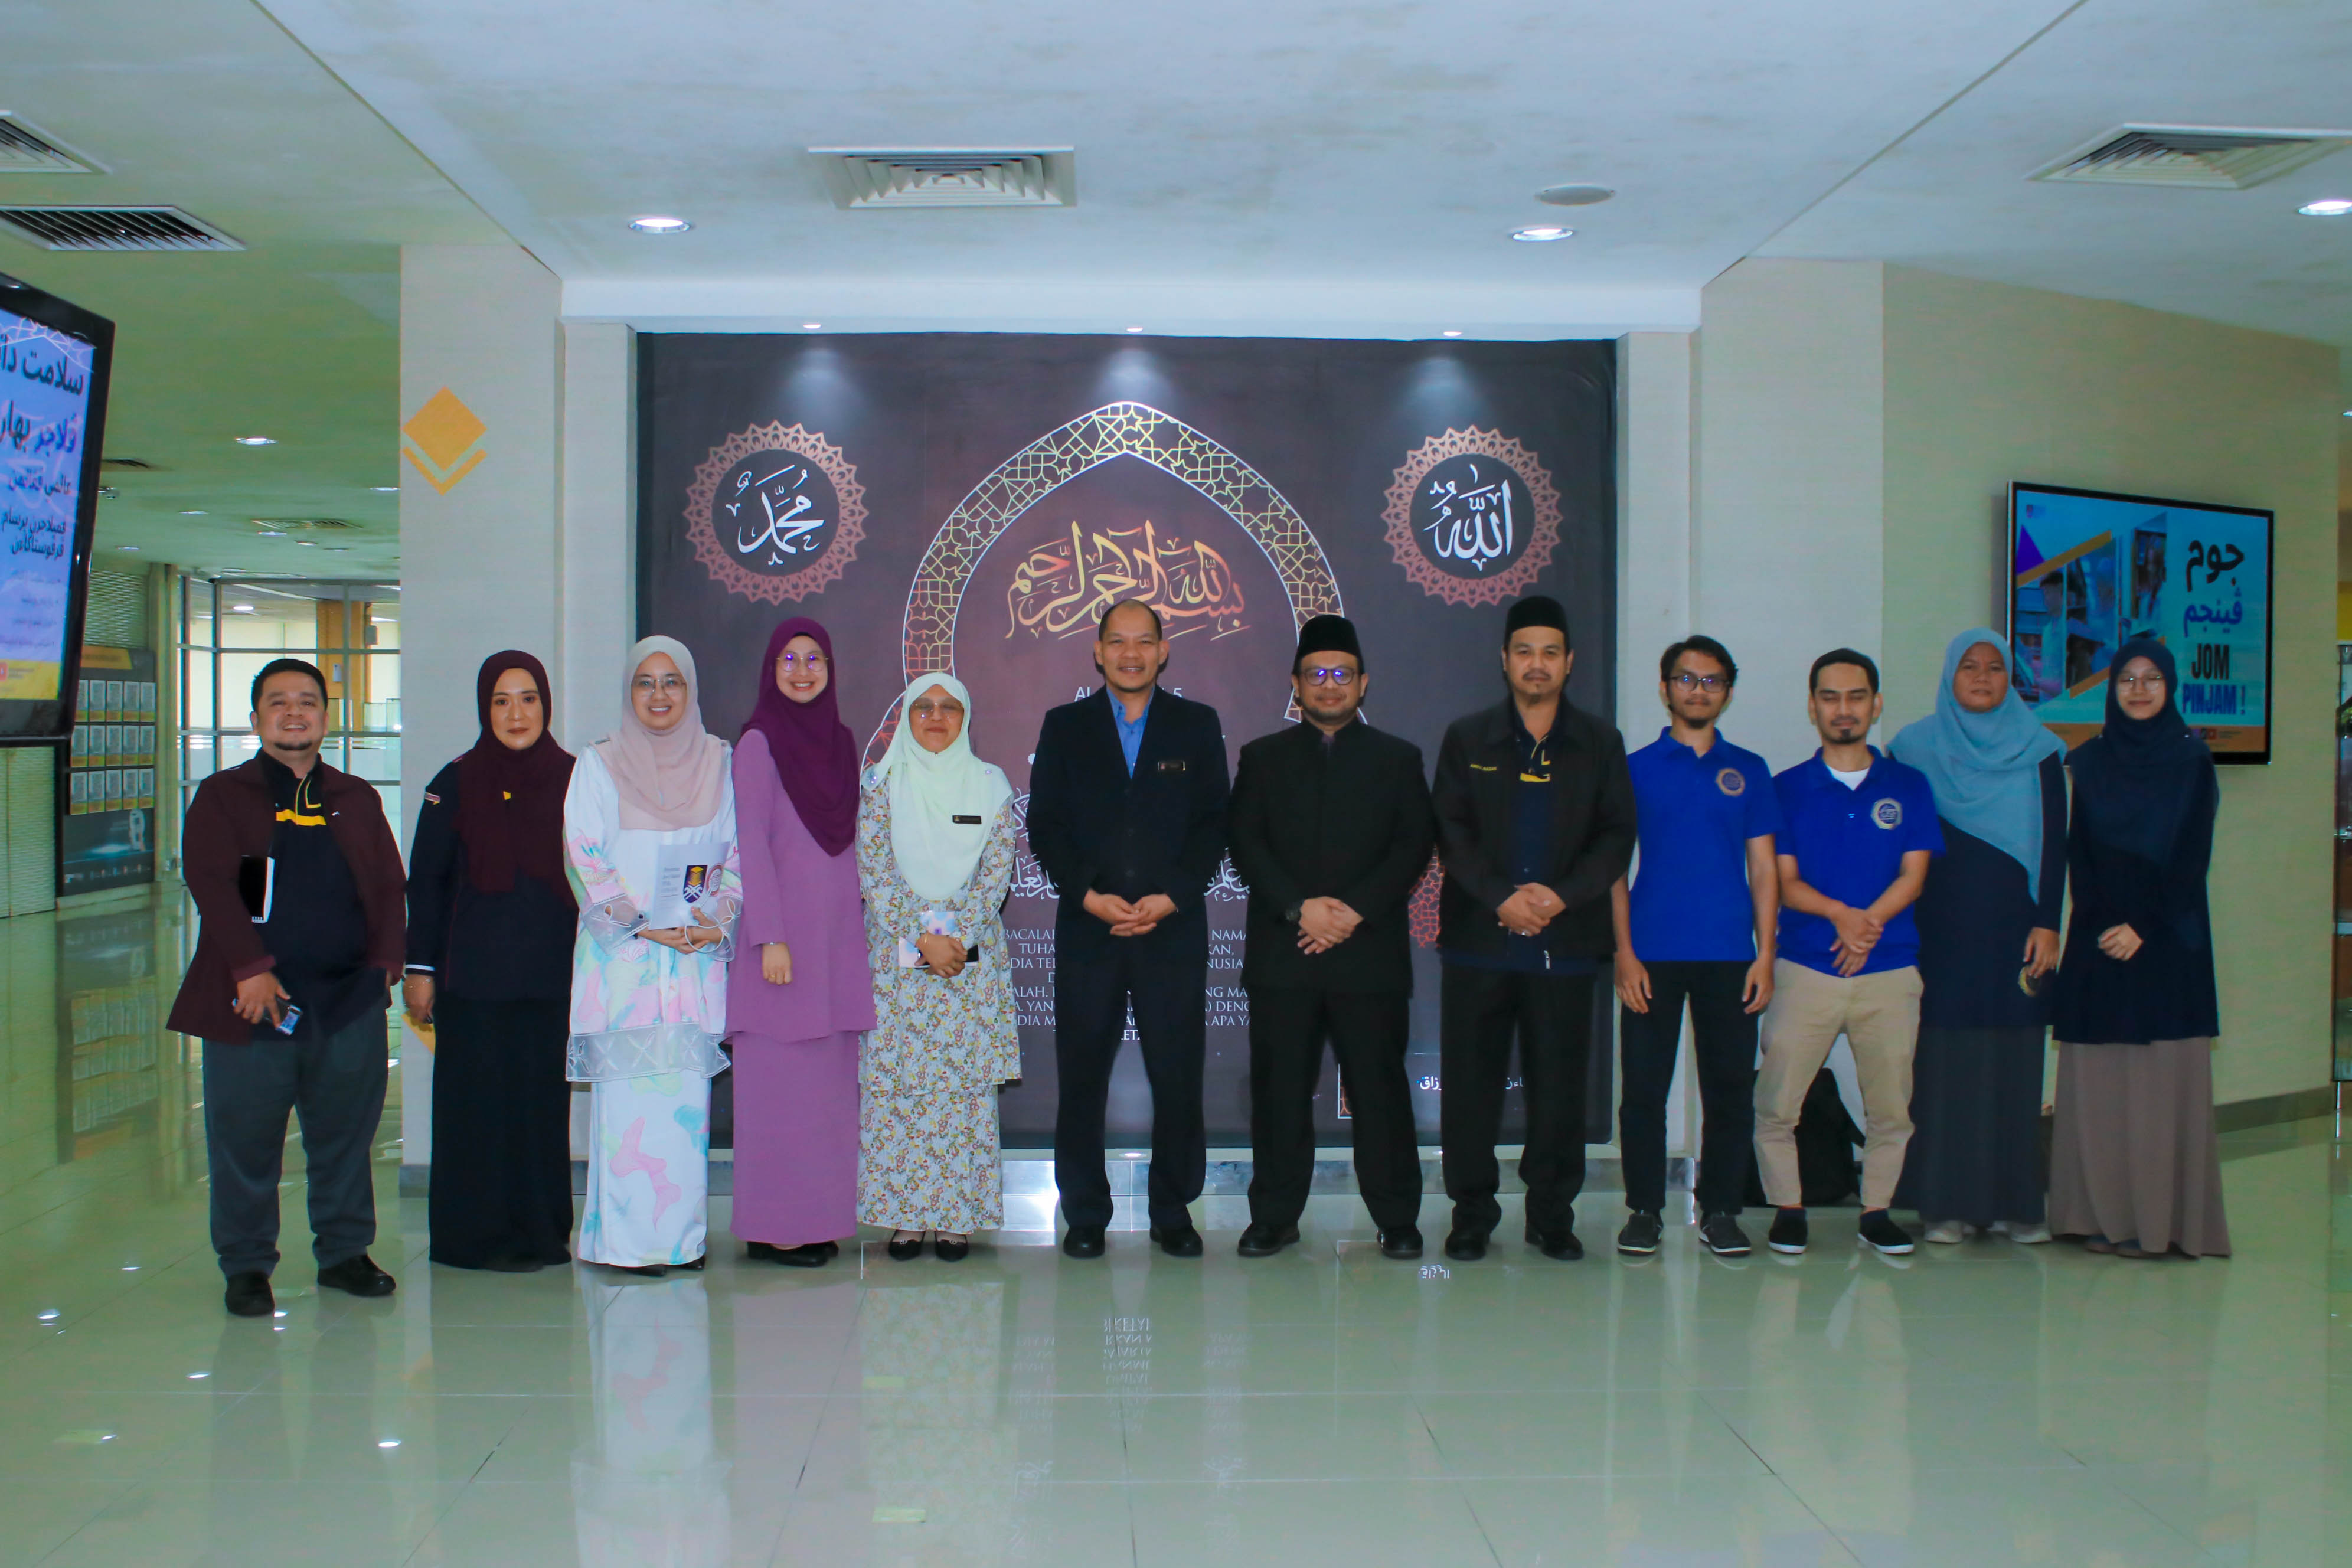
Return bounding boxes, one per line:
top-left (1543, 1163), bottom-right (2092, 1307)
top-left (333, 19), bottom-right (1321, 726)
top-left (273, 1004), bottom-right (303, 1037)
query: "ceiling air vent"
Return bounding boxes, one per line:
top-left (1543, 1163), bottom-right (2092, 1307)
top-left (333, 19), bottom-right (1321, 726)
top-left (0, 205), bottom-right (244, 252)
top-left (2032, 125), bottom-right (2352, 190)
top-left (100, 457), bottom-right (161, 472)
top-left (0, 113), bottom-right (103, 175)
top-left (812, 148), bottom-right (1075, 209)
top-left (252, 518), bottom-right (356, 532)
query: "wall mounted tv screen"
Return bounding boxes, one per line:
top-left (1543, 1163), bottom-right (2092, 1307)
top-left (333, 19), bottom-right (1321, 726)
top-left (2008, 481), bottom-right (2272, 764)
top-left (0, 273), bottom-right (112, 745)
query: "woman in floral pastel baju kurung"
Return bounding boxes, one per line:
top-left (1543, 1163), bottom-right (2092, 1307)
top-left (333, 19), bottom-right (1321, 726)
top-left (855, 673), bottom-right (1021, 1240)
top-left (565, 637), bottom-right (739, 1272)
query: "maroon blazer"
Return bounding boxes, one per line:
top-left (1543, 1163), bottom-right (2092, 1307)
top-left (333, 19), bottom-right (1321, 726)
top-left (167, 758), bottom-right (406, 1044)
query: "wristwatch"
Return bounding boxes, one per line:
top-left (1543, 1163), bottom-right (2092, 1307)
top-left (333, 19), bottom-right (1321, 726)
top-left (1283, 901), bottom-right (1304, 923)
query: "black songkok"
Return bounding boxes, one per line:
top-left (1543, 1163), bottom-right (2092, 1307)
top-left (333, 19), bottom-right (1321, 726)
top-left (1502, 595), bottom-right (1570, 648)
top-left (1293, 613), bottom-right (1363, 668)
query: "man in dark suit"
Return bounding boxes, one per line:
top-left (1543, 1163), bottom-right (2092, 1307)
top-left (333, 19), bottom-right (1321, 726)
top-left (1433, 596), bottom-right (1636, 1263)
top-left (1228, 615), bottom-right (1435, 1260)
top-left (1028, 599), bottom-right (1231, 1259)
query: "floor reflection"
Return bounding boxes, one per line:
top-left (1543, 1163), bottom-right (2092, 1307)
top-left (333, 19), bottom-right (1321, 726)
top-left (575, 1274), bottom-right (728, 1567)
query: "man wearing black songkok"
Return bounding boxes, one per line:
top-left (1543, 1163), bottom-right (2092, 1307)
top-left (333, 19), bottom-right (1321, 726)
top-left (1431, 596), bottom-right (1635, 1261)
top-left (1228, 615), bottom-right (1435, 1258)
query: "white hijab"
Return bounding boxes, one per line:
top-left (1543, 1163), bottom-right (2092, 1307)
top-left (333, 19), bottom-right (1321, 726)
top-left (876, 672), bottom-right (1011, 900)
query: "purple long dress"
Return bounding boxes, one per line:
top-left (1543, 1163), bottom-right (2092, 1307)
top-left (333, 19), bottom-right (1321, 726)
top-left (727, 730), bottom-right (877, 1246)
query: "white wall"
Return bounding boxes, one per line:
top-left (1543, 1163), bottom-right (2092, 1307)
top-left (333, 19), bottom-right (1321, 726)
top-left (558, 322), bottom-right (636, 746)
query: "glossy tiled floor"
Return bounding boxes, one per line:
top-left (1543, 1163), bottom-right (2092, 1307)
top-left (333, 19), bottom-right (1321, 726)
top-left (3, 896), bottom-right (2348, 1566)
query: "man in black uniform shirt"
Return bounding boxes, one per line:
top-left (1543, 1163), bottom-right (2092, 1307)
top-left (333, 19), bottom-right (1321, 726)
top-left (1228, 615), bottom-right (1435, 1259)
top-left (1028, 599), bottom-right (1231, 1259)
top-left (1432, 596), bottom-right (1636, 1262)
top-left (168, 658), bottom-right (407, 1317)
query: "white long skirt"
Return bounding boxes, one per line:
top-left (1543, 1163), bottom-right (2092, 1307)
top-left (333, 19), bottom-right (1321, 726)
top-left (577, 1071), bottom-right (711, 1268)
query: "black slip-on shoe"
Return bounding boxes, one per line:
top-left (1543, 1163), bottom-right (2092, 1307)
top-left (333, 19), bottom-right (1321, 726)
top-left (1857, 1210), bottom-right (1916, 1255)
top-left (1616, 1211), bottom-right (1664, 1256)
top-left (316, 1255), bottom-right (397, 1298)
top-left (1700, 1213), bottom-right (1753, 1257)
top-left (1150, 1223), bottom-right (1204, 1258)
top-left (1443, 1227), bottom-right (1488, 1262)
top-left (1061, 1226), bottom-right (1106, 1259)
top-left (1767, 1208), bottom-right (1809, 1255)
top-left (1525, 1224), bottom-right (1585, 1261)
top-left (224, 1270), bottom-right (274, 1318)
top-left (886, 1233), bottom-right (925, 1262)
top-left (1378, 1226), bottom-right (1425, 1260)
top-left (933, 1235), bottom-right (971, 1263)
top-left (1236, 1223), bottom-right (1299, 1258)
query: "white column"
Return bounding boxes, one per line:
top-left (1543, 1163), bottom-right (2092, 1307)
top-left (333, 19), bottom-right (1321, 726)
top-left (558, 323), bottom-right (636, 746)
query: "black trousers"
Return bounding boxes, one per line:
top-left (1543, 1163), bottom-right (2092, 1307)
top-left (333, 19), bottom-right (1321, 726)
top-left (1244, 986), bottom-right (1423, 1233)
top-left (204, 1007), bottom-right (388, 1278)
top-left (1616, 959), bottom-right (1758, 1215)
top-left (428, 996), bottom-right (576, 1269)
top-left (1054, 939), bottom-right (1207, 1230)
top-left (1439, 966), bottom-right (1595, 1236)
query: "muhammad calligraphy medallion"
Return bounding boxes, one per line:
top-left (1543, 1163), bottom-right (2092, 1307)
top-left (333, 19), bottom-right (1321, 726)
top-left (683, 422), bottom-right (867, 604)
top-left (1383, 427), bottom-right (1561, 607)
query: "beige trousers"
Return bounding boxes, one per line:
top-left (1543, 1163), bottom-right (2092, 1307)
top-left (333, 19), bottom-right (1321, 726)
top-left (1752, 959), bottom-right (1923, 1211)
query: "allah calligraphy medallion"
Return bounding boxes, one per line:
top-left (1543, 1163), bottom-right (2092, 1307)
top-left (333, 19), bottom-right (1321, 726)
top-left (1383, 427), bottom-right (1561, 607)
top-left (683, 422), bottom-right (867, 604)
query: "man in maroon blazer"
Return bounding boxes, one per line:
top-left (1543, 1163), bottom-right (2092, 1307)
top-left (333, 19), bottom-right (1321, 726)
top-left (168, 658), bottom-right (406, 1317)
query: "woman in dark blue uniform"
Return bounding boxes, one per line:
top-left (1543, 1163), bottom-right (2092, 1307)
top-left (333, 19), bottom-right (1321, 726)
top-left (1890, 629), bottom-right (2065, 1244)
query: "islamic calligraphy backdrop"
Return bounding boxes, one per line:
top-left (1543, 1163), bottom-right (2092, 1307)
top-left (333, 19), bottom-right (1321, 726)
top-left (639, 334), bottom-right (1617, 1149)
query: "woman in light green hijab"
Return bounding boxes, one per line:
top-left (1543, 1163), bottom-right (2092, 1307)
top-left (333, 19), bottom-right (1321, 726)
top-left (854, 673), bottom-right (1021, 1262)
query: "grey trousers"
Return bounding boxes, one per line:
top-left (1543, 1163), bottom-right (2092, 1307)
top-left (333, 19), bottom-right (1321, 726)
top-left (204, 1007), bottom-right (388, 1278)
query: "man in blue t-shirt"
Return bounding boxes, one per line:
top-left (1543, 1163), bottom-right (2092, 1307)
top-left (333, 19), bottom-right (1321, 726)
top-left (1756, 649), bottom-right (1943, 1258)
top-left (1609, 636), bottom-right (1781, 1260)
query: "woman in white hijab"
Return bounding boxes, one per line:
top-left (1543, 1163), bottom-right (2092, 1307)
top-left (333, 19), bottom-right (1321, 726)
top-left (855, 672), bottom-right (1020, 1260)
top-left (563, 636), bottom-right (740, 1275)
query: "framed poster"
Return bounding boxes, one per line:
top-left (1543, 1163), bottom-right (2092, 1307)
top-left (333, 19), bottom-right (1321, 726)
top-left (2008, 482), bottom-right (2272, 763)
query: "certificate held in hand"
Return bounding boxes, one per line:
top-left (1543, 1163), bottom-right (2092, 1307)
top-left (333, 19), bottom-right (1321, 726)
top-left (646, 841), bottom-right (724, 930)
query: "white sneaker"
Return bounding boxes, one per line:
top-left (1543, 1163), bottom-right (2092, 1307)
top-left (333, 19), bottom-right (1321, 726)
top-left (1998, 1220), bottom-right (2052, 1244)
top-left (1923, 1219), bottom-right (1971, 1245)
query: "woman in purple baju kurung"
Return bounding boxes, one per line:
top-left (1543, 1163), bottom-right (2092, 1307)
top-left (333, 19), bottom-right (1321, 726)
top-left (727, 618), bottom-right (876, 1267)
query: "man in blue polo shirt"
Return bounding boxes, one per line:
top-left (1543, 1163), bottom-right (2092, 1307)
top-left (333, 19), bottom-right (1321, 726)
top-left (1757, 648), bottom-right (1942, 1257)
top-left (1610, 635), bottom-right (1780, 1260)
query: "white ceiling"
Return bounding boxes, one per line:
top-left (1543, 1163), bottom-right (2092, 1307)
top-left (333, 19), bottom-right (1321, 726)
top-left (3, 0), bottom-right (2347, 581)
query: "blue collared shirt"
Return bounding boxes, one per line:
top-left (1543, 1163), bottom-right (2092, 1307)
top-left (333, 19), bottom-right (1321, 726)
top-left (1113, 688), bottom-right (1154, 775)
top-left (1627, 727), bottom-right (1782, 962)
top-left (1773, 747), bottom-right (1945, 976)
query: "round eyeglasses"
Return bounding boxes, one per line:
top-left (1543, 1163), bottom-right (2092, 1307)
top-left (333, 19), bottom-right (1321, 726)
top-left (1302, 666), bottom-right (1358, 687)
top-left (776, 652), bottom-right (827, 671)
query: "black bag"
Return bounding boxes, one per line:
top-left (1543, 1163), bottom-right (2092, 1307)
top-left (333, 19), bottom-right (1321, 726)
top-left (1742, 1069), bottom-right (1864, 1208)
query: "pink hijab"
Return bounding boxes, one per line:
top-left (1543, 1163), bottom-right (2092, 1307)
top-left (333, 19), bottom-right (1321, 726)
top-left (599, 635), bottom-right (729, 831)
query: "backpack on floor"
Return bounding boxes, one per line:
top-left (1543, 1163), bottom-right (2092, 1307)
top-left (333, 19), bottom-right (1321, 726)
top-left (1741, 1069), bottom-right (1864, 1208)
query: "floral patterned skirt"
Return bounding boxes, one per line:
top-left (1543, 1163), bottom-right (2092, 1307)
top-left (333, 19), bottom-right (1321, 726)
top-left (857, 1086), bottom-right (1002, 1233)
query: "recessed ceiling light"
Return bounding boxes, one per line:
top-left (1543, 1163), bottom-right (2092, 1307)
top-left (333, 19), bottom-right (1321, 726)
top-left (629, 215), bottom-right (691, 233)
top-left (377, 1439), bottom-right (401, 1449)
top-left (1442, 329), bottom-right (1462, 338)
top-left (1510, 226), bottom-right (1573, 243)
top-left (2298, 198), bottom-right (2352, 217)
top-left (234, 436), bottom-right (276, 446)
top-left (1125, 326), bottom-right (1145, 334)
top-left (371, 486), bottom-right (398, 493)
top-left (1536, 184), bottom-right (1615, 207)
top-left (801, 322), bottom-right (822, 331)
top-left (231, 604), bottom-right (255, 612)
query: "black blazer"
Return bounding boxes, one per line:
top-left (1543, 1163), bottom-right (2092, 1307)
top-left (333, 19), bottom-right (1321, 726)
top-left (1432, 697), bottom-right (1636, 961)
top-left (1229, 717), bottom-right (1434, 992)
top-left (1027, 686), bottom-right (1230, 959)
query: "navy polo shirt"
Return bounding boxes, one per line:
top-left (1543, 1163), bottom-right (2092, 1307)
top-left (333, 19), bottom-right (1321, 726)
top-left (1773, 748), bottom-right (1945, 977)
top-left (1626, 728), bottom-right (1782, 962)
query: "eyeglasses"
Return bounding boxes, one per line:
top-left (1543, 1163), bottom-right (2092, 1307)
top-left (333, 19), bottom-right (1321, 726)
top-left (631, 674), bottom-right (687, 694)
top-left (1670, 672), bottom-right (1727, 693)
top-left (1302, 667), bottom-right (1358, 687)
top-left (776, 652), bottom-right (827, 671)
top-left (909, 700), bottom-right (964, 719)
top-left (2114, 672), bottom-right (2167, 691)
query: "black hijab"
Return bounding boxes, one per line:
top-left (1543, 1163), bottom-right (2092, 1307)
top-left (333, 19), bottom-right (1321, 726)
top-left (2072, 637), bottom-right (2210, 863)
top-left (456, 651), bottom-right (577, 903)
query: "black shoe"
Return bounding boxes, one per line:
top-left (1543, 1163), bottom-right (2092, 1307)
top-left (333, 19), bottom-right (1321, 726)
top-left (484, 1255), bottom-right (545, 1274)
top-left (676, 1254), bottom-right (706, 1271)
top-left (1062, 1225), bottom-right (1106, 1259)
top-left (934, 1235), bottom-right (970, 1263)
top-left (1525, 1224), bottom-right (1585, 1261)
top-left (316, 1255), bottom-right (397, 1298)
top-left (1857, 1209), bottom-right (1916, 1255)
top-left (1236, 1223), bottom-right (1299, 1257)
top-left (224, 1270), bottom-right (273, 1318)
top-left (614, 1263), bottom-right (668, 1278)
top-left (1150, 1223), bottom-right (1204, 1258)
top-left (1767, 1208), bottom-right (1808, 1255)
top-left (1616, 1211), bottom-right (1664, 1256)
top-left (1378, 1226), bottom-right (1424, 1260)
top-left (755, 1242), bottom-right (835, 1268)
top-left (1443, 1226), bottom-right (1488, 1262)
top-left (886, 1233), bottom-right (925, 1262)
top-left (1700, 1213), bottom-right (1753, 1257)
